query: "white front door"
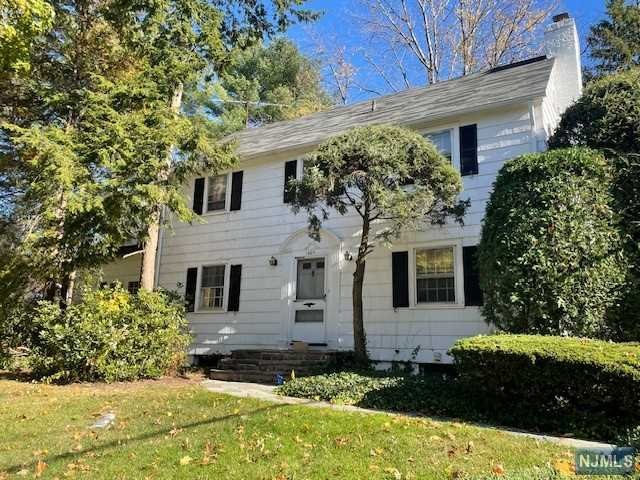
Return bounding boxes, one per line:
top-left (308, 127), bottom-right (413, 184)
top-left (291, 257), bottom-right (326, 345)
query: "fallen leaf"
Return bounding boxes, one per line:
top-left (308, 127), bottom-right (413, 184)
top-left (179, 456), bottom-right (193, 466)
top-left (384, 467), bottom-right (402, 479)
top-left (35, 460), bottom-right (47, 478)
top-left (492, 464), bottom-right (505, 476)
top-left (449, 468), bottom-right (466, 479)
top-left (553, 459), bottom-right (575, 476)
top-left (334, 436), bottom-right (349, 447)
top-left (465, 441), bottom-right (474, 454)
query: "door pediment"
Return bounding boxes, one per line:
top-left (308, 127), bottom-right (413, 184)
top-left (279, 227), bottom-right (342, 254)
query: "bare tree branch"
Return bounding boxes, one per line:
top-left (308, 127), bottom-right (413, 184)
top-left (352, 0), bottom-right (555, 88)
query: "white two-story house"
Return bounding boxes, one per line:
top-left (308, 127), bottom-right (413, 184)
top-left (102, 14), bottom-right (582, 366)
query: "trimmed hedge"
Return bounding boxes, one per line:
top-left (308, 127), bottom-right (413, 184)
top-left (479, 148), bottom-right (626, 338)
top-left (449, 335), bottom-right (640, 440)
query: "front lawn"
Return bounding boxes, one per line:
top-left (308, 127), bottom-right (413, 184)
top-left (0, 375), bottom-right (572, 479)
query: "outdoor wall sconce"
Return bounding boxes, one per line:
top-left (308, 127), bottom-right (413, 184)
top-left (269, 256), bottom-right (278, 266)
top-left (344, 250), bottom-right (353, 262)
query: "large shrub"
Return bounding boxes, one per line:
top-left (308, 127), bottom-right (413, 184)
top-left (450, 335), bottom-right (640, 440)
top-left (549, 68), bottom-right (640, 341)
top-left (549, 68), bottom-right (640, 153)
top-left (29, 286), bottom-right (190, 383)
top-left (479, 148), bottom-right (625, 337)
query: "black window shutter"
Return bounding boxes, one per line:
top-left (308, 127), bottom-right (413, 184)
top-left (283, 160), bottom-right (297, 203)
top-left (185, 267), bottom-right (198, 312)
top-left (392, 251), bottom-right (410, 308)
top-left (192, 178), bottom-right (205, 214)
top-left (230, 171), bottom-right (243, 211)
top-left (463, 246), bottom-right (483, 306)
top-left (459, 124), bottom-right (478, 176)
top-left (228, 264), bottom-right (242, 312)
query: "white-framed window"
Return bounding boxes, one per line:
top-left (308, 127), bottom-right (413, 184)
top-left (200, 265), bottom-right (225, 310)
top-left (206, 174), bottom-right (228, 213)
top-left (424, 129), bottom-right (453, 162)
top-left (415, 246), bottom-right (456, 304)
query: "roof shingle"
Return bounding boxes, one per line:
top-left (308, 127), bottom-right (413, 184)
top-left (232, 56), bottom-right (555, 159)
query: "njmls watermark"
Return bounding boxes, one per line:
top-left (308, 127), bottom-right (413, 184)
top-left (575, 447), bottom-right (637, 475)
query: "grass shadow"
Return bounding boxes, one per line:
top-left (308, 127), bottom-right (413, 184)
top-left (4, 401), bottom-right (290, 474)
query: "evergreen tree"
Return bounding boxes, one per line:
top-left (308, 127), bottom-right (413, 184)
top-left (206, 38), bottom-right (331, 133)
top-left (588, 0), bottom-right (640, 76)
top-left (0, 0), bottom-right (54, 74)
top-left (0, 0), bottom-right (317, 303)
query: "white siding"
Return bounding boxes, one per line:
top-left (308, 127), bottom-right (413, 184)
top-left (152, 104), bottom-right (540, 363)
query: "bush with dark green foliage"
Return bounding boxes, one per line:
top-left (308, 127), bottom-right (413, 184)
top-left (549, 68), bottom-right (640, 341)
top-left (279, 335), bottom-right (640, 442)
top-left (450, 334), bottom-right (640, 441)
top-left (479, 148), bottom-right (625, 337)
top-left (276, 371), bottom-right (470, 418)
top-left (28, 286), bottom-right (191, 383)
top-left (549, 68), bottom-right (640, 153)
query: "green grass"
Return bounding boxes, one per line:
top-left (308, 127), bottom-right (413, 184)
top-left (0, 376), bottom-right (589, 479)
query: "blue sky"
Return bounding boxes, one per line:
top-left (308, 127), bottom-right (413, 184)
top-left (285, 0), bottom-right (608, 102)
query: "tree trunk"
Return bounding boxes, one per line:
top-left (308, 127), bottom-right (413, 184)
top-left (139, 82), bottom-right (183, 291)
top-left (352, 216), bottom-right (371, 363)
top-left (352, 259), bottom-right (367, 362)
top-left (61, 270), bottom-right (76, 307)
top-left (140, 215), bottom-right (160, 290)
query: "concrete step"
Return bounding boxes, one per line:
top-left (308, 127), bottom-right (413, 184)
top-left (220, 358), bottom-right (326, 369)
top-left (209, 367), bottom-right (320, 384)
top-left (230, 349), bottom-right (336, 362)
top-left (218, 361), bottom-right (318, 375)
top-left (209, 369), bottom-right (278, 384)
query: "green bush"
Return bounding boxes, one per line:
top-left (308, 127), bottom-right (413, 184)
top-left (279, 335), bottom-right (640, 441)
top-left (449, 334), bottom-right (640, 440)
top-left (277, 371), bottom-right (471, 418)
top-left (28, 286), bottom-right (191, 383)
top-left (549, 68), bottom-right (640, 154)
top-left (549, 68), bottom-right (640, 341)
top-left (479, 148), bottom-right (625, 337)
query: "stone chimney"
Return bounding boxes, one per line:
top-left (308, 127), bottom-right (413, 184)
top-left (544, 13), bottom-right (582, 113)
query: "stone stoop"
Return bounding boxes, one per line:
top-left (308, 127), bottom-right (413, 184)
top-left (209, 349), bottom-right (336, 384)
